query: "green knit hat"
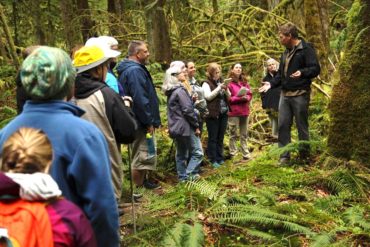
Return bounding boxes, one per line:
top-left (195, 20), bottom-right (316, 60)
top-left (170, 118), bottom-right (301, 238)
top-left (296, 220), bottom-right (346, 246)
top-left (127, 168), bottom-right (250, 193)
top-left (20, 46), bottom-right (76, 100)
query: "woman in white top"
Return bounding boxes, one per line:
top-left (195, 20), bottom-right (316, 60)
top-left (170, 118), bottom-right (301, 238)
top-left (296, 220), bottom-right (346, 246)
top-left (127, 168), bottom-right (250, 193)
top-left (202, 63), bottom-right (230, 168)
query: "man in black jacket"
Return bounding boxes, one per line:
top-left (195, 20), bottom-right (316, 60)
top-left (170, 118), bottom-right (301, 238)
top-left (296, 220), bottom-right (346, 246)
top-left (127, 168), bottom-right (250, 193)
top-left (259, 23), bottom-right (320, 164)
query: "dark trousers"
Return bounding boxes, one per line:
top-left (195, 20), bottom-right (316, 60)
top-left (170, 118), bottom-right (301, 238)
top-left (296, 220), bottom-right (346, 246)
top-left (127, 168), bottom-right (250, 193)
top-left (278, 93), bottom-right (310, 159)
top-left (205, 113), bottom-right (228, 163)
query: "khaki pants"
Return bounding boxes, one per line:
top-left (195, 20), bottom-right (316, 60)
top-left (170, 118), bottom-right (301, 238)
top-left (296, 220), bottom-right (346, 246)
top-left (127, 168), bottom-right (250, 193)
top-left (131, 130), bottom-right (157, 170)
top-left (228, 116), bottom-right (250, 158)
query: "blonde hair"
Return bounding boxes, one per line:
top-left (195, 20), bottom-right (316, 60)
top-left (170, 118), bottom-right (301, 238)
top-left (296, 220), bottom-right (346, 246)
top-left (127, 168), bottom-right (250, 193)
top-left (265, 58), bottom-right (279, 74)
top-left (1, 128), bottom-right (53, 174)
top-left (206, 63), bottom-right (221, 80)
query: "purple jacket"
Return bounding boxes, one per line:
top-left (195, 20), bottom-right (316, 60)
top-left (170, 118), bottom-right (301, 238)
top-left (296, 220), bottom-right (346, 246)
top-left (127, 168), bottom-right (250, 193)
top-left (166, 86), bottom-right (199, 138)
top-left (227, 80), bottom-right (252, 117)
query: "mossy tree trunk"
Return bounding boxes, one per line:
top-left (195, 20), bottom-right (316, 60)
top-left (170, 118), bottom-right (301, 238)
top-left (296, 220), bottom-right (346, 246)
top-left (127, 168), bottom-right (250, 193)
top-left (0, 3), bottom-right (19, 69)
top-left (60, 0), bottom-right (82, 50)
top-left (108, 0), bottom-right (124, 37)
top-left (32, 0), bottom-right (47, 45)
top-left (76, 0), bottom-right (96, 42)
top-left (304, 0), bottom-right (330, 82)
top-left (143, 0), bottom-right (172, 66)
top-left (328, 0), bottom-right (370, 164)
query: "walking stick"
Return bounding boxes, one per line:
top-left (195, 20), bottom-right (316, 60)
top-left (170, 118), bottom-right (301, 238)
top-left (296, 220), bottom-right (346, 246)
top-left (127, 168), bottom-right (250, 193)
top-left (127, 144), bottom-right (137, 234)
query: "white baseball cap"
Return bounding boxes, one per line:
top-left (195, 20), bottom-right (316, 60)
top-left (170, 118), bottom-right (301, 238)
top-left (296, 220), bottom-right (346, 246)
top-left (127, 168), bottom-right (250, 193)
top-left (85, 37), bottom-right (121, 57)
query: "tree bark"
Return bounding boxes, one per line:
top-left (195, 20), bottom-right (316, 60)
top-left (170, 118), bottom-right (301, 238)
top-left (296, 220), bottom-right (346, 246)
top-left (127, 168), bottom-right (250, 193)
top-left (304, 0), bottom-right (330, 81)
top-left (328, 0), bottom-right (370, 164)
top-left (212, 0), bottom-right (219, 13)
top-left (12, 0), bottom-right (18, 45)
top-left (143, 0), bottom-right (172, 66)
top-left (76, 0), bottom-right (96, 41)
top-left (32, 0), bottom-right (46, 45)
top-left (0, 3), bottom-right (20, 69)
top-left (108, 0), bottom-right (122, 14)
top-left (108, 0), bottom-right (124, 37)
top-left (60, 0), bottom-right (82, 50)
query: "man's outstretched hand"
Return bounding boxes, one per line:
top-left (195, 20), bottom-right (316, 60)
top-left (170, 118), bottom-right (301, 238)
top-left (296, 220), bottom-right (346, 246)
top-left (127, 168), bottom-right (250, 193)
top-left (259, 81), bottom-right (271, 93)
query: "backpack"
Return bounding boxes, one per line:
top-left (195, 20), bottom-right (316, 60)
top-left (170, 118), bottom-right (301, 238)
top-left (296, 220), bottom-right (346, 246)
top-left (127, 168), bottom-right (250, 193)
top-left (0, 199), bottom-right (53, 247)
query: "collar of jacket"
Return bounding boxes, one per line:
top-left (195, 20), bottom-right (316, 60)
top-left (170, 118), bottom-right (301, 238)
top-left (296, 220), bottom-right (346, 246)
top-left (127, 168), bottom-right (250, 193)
top-left (22, 100), bottom-right (85, 117)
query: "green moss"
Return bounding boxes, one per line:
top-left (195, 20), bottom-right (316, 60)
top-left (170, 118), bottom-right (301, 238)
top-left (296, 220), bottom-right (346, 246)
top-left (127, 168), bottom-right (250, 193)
top-left (328, 0), bottom-right (370, 164)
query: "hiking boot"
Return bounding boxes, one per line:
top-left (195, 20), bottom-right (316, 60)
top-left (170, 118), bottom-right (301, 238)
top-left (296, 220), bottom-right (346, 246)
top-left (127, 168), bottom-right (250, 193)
top-left (243, 154), bottom-right (251, 160)
top-left (212, 162), bottom-right (220, 168)
top-left (132, 192), bottom-right (143, 201)
top-left (143, 180), bottom-right (161, 190)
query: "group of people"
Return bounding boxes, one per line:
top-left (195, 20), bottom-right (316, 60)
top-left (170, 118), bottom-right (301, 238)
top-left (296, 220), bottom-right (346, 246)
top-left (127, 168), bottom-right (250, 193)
top-left (0, 22), bottom-right (320, 246)
top-left (0, 40), bottom-right (160, 246)
top-left (162, 60), bottom-right (254, 180)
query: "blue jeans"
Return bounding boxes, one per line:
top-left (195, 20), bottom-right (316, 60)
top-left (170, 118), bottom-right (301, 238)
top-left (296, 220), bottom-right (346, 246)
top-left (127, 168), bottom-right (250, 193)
top-left (174, 130), bottom-right (204, 181)
top-left (278, 93), bottom-right (310, 159)
top-left (205, 113), bottom-right (228, 163)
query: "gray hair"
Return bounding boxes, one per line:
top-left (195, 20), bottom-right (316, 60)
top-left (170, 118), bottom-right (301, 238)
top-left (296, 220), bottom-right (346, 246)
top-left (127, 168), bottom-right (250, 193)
top-left (127, 40), bottom-right (146, 56)
top-left (162, 66), bottom-right (182, 93)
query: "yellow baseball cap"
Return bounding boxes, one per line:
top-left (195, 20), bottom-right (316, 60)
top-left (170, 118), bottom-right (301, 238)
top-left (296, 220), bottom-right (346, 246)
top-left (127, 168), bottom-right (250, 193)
top-left (73, 45), bottom-right (120, 73)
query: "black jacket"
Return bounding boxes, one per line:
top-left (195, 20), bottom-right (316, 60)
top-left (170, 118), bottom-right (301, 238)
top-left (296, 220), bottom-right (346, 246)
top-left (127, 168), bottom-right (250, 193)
top-left (75, 74), bottom-right (137, 144)
top-left (261, 72), bottom-right (281, 111)
top-left (271, 38), bottom-right (320, 91)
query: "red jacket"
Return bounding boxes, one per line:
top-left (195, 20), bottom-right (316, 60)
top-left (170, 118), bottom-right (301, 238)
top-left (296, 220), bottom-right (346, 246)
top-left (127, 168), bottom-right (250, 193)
top-left (227, 80), bottom-right (252, 117)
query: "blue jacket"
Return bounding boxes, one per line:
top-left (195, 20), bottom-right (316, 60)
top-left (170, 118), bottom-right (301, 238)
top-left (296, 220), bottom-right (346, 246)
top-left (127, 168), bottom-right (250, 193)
top-left (0, 101), bottom-right (119, 247)
top-left (166, 86), bottom-right (199, 138)
top-left (117, 59), bottom-right (161, 129)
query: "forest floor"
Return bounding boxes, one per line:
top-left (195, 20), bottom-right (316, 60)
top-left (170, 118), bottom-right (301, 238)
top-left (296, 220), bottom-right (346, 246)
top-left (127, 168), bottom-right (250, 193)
top-left (116, 135), bottom-right (370, 246)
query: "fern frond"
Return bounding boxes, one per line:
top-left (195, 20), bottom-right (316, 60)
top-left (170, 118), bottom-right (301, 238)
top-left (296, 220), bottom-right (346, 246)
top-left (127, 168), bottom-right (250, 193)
top-left (212, 204), bottom-right (296, 222)
top-left (314, 194), bottom-right (346, 212)
top-left (311, 232), bottom-right (335, 247)
top-left (185, 179), bottom-right (220, 200)
top-left (343, 206), bottom-right (370, 231)
top-left (162, 222), bottom-right (187, 247)
top-left (184, 222), bottom-right (204, 247)
top-left (215, 212), bottom-right (312, 234)
top-left (324, 169), bottom-right (369, 199)
top-left (211, 204), bottom-right (313, 235)
top-left (245, 228), bottom-right (277, 241)
top-left (161, 222), bottom-right (204, 247)
top-left (248, 186), bottom-right (277, 206)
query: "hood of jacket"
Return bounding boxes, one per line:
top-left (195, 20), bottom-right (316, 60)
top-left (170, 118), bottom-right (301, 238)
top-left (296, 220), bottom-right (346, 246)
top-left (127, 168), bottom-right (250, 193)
top-left (75, 73), bottom-right (106, 99)
top-left (165, 85), bottom-right (182, 97)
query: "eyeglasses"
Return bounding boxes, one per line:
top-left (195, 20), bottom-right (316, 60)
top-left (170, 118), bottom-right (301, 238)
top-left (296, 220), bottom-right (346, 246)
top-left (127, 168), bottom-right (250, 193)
top-left (171, 71), bottom-right (184, 76)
